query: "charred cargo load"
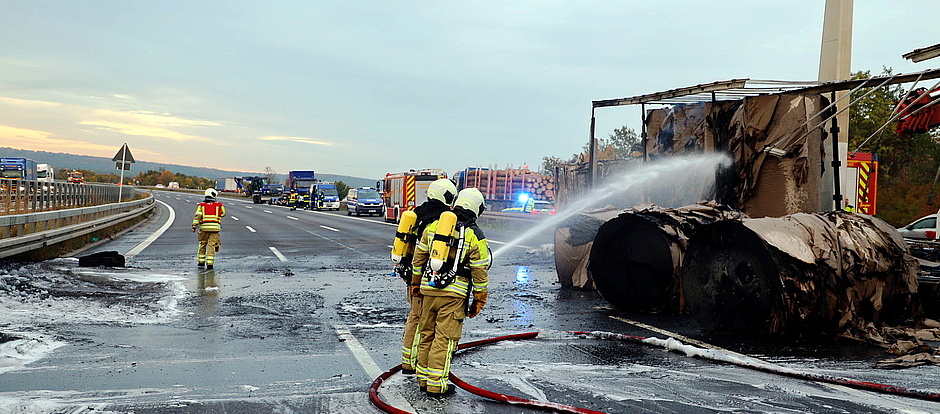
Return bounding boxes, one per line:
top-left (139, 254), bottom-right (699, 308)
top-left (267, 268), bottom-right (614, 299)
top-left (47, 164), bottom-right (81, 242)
top-left (588, 203), bottom-right (747, 313)
top-left (683, 211), bottom-right (920, 339)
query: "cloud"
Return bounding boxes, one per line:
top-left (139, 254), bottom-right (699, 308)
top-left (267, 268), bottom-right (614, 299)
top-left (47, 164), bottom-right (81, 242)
top-left (79, 110), bottom-right (222, 143)
top-left (89, 109), bottom-right (221, 128)
top-left (260, 136), bottom-right (333, 146)
top-left (0, 124), bottom-right (160, 157)
top-left (0, 97), bottom-right (62, 108)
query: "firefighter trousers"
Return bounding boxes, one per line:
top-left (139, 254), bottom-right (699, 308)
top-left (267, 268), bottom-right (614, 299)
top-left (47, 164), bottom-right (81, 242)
top-left (416, 294), bottom-right (465, 394)
top-left (197, 231), bottom-right (221, 265)
top-left (401, 286), bottom-right (422, 371)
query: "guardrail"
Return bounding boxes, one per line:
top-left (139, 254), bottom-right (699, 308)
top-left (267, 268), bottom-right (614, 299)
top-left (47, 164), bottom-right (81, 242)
top-left (0, 192), bottom-right (155, 259)
top-left (0, 179), bottom-right (134, 216)
top-left (477, 210), bottom-right (550, 231)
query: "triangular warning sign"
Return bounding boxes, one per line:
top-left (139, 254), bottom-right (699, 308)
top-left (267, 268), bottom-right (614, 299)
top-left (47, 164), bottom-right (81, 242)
top-left (111, 144), bottom-right (136, 163)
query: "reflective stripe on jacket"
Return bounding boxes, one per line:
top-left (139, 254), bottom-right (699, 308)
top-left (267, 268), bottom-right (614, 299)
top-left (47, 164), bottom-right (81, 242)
top-left (193, 201), bottom-right (226, 232)
top-left (413, 218), bottom-right (490, 298)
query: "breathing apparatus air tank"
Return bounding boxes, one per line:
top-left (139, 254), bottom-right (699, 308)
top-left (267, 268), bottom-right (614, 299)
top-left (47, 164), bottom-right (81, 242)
top-left (390, 210), bottom-right (418, 264)
top-left (429, 211), bottom-right (458, 272)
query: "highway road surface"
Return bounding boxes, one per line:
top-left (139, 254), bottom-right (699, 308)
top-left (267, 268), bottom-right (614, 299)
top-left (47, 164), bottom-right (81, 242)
top-left (1, 190), bottom-right (939, 413)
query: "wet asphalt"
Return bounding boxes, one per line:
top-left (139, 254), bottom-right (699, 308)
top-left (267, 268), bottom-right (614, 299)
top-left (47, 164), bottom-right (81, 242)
top-left (1, 190), bottom-right (940, 413)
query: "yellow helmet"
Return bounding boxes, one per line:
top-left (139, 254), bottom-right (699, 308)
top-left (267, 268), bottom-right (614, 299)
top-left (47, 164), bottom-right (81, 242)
top-left (453, 188), bottom-right (485, 218)
top-left (426, 178), bottom-right (457, 205)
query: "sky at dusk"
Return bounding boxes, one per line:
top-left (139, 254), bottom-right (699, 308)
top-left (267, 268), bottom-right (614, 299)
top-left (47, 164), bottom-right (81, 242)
top-left (1, 1), bottom-right (937, 179)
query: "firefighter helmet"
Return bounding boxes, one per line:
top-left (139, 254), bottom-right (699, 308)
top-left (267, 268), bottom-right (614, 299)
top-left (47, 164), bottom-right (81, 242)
top-left (426, 178), bottom-right (457, 205)
top-left (453, 188), bottom-right (485, 218)
top-left (204, 188), bottom-right (218, 199)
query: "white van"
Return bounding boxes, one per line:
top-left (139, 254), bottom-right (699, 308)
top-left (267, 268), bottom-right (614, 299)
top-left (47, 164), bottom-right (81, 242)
top-left (168, 182), bottom-right (180, 189)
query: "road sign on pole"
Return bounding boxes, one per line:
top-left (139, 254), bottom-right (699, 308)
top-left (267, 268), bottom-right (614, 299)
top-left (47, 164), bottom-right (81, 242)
top-left (112, 144), bottom-right (136, 200)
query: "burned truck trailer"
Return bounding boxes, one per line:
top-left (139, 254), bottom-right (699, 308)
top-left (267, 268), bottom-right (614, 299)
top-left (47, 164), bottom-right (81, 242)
top-left (563, 70), bottom-right (940, 338)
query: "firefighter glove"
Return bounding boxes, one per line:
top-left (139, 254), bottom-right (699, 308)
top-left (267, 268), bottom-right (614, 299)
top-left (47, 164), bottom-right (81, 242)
top-left (468, 290), bottom-right (488, 318)
top-left (410, 285), bottom-right (421, 298)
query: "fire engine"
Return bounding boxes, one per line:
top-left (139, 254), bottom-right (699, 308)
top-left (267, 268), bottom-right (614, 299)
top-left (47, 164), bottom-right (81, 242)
top-left (896, 86), bottom-right (940, 136)
top-left (382, 169), bottom-right (447, 223)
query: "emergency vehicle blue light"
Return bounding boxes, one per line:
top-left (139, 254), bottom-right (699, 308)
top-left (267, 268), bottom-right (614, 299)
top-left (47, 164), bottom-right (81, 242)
top-left (518, 193), bottom-right (530, 203)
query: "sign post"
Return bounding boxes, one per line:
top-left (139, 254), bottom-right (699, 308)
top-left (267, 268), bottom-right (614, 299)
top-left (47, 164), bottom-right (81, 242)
top-left (112, 144), bottom-right (136, 201)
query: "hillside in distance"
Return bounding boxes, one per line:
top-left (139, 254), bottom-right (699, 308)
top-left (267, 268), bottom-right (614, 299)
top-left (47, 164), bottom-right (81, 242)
top-left (0, 147), bottom-right (376, 188)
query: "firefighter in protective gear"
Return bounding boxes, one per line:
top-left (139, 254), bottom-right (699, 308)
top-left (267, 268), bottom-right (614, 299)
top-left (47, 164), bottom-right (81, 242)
top-left (193, 188), bottom-right (226, 269)
top-left (395, 178), bottom-right (457, 376)
top-left (288, 191), bottom-right (298, 211)
top-left (412, 187), bottom-right (490, 397)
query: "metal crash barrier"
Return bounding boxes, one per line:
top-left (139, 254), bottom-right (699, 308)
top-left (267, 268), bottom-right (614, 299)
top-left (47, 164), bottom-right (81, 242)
top-left (0, 179), bottom-right (132, 216)
top-left (0, 185), bottom-right (154, 259)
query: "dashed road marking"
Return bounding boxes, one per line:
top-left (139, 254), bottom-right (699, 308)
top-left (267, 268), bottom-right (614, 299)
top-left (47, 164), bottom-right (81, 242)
top-left (231, 216), bottom-right (239, 221)
top-left (264, 210), bottom-right (273, 214)
top-left (269, 246), bottom-right (288, 262)
top-left (287, 216), bottom-right (299, 220)
top-left (246, 226), bottom-right (256, 232)
top-left (320, 225), bottom-right (339, 232)
top-left (245, 206), bottom-right (253, 209)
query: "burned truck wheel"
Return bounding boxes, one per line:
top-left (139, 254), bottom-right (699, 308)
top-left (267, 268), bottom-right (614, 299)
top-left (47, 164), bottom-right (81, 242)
top-left (683, 221), bottom-right (781, 336)
top-left (589, 216), bottom-right (676, 312)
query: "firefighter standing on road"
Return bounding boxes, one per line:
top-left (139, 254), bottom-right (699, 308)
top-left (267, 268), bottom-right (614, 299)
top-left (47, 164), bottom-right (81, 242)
top-left (412, 187), bottom-right (490, 397)
top-left (393, 179), bottom-right (458, 376)
top-left (193, 188), bottom-right (226, 269)
top-left (288, 191), bottom-right (298, 211)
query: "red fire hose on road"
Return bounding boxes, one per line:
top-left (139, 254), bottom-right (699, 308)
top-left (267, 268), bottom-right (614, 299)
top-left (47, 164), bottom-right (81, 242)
top-left (371, 329), bottom-right (940, 414)
top-left (570, 330), bottom-right (940, 402)
top-left (369, 331), bottom-right (608, 414)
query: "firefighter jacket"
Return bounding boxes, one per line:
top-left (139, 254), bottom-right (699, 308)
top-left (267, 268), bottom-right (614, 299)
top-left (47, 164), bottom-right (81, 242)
top-left (193, 200), bottom-right (226, 232)
top-left (404, 200), bottom-right (452, 286)
top-left (413, 217), bottom-right (490, 298)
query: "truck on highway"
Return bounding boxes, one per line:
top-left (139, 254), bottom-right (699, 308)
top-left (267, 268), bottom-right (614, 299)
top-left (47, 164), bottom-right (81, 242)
top-left (287, 171), bottom-right (316, 197)
top-left (216, 177), bottom-right (240, 193)
top-left (0, 158), bottom-right (38, 180)
top-left (36, 164), bottom-right (54, 183)
top-left (381, 169), bottom-right (447, 222)
top-left (454, 165), bottom-right (555, 212)
top-left (309, 182), bottom-right (340, 210)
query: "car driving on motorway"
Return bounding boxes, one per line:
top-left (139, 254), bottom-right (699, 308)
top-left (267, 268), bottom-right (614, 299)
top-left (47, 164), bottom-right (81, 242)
top-left (897, 214), bottom-right (937, 240)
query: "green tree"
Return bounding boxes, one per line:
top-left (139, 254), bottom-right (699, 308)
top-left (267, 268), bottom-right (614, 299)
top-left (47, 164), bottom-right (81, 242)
top-left (334, 181), bottom-right (350, 199)
top-left (608, 125), bottom-right (640, 158)
top-left (849, 68), bottom-right (940, 226)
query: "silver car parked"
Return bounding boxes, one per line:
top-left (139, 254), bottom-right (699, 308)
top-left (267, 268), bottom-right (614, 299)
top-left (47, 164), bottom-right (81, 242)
top-left (897, 214), bottom-right (937, 240)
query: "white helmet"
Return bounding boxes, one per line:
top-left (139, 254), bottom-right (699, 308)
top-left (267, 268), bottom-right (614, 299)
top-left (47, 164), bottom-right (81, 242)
top-left (453, 188), bottom-right (485, 218)
top-left (204, 188), bottom-right (218, 198)
top-left (426, 178), bottom-right (457, 205)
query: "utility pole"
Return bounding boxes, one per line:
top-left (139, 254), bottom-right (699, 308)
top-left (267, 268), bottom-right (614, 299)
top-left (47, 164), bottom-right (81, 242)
top-left (818, 0), bottom-right (853, 211)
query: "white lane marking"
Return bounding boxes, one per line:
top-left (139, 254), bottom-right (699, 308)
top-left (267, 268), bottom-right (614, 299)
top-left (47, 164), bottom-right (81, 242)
top-left (333, 325), bottom-right (415, 412)
top-left (245, 206), bottom-right (253, 209)
top-left (320, 225), bottom-right (339, 232)
top-left (264, 210), bottom-right (273, 214)
top-left (125, 200), bottom-right (175, 258)
top-left (246, 226), bottom-right (256, 232)
top-left (231, 216), bottom-right (239, 221)
top-left (287, 216), bottom-right (299, 221)
top-left (269, 247), bottom-right (288, 262)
